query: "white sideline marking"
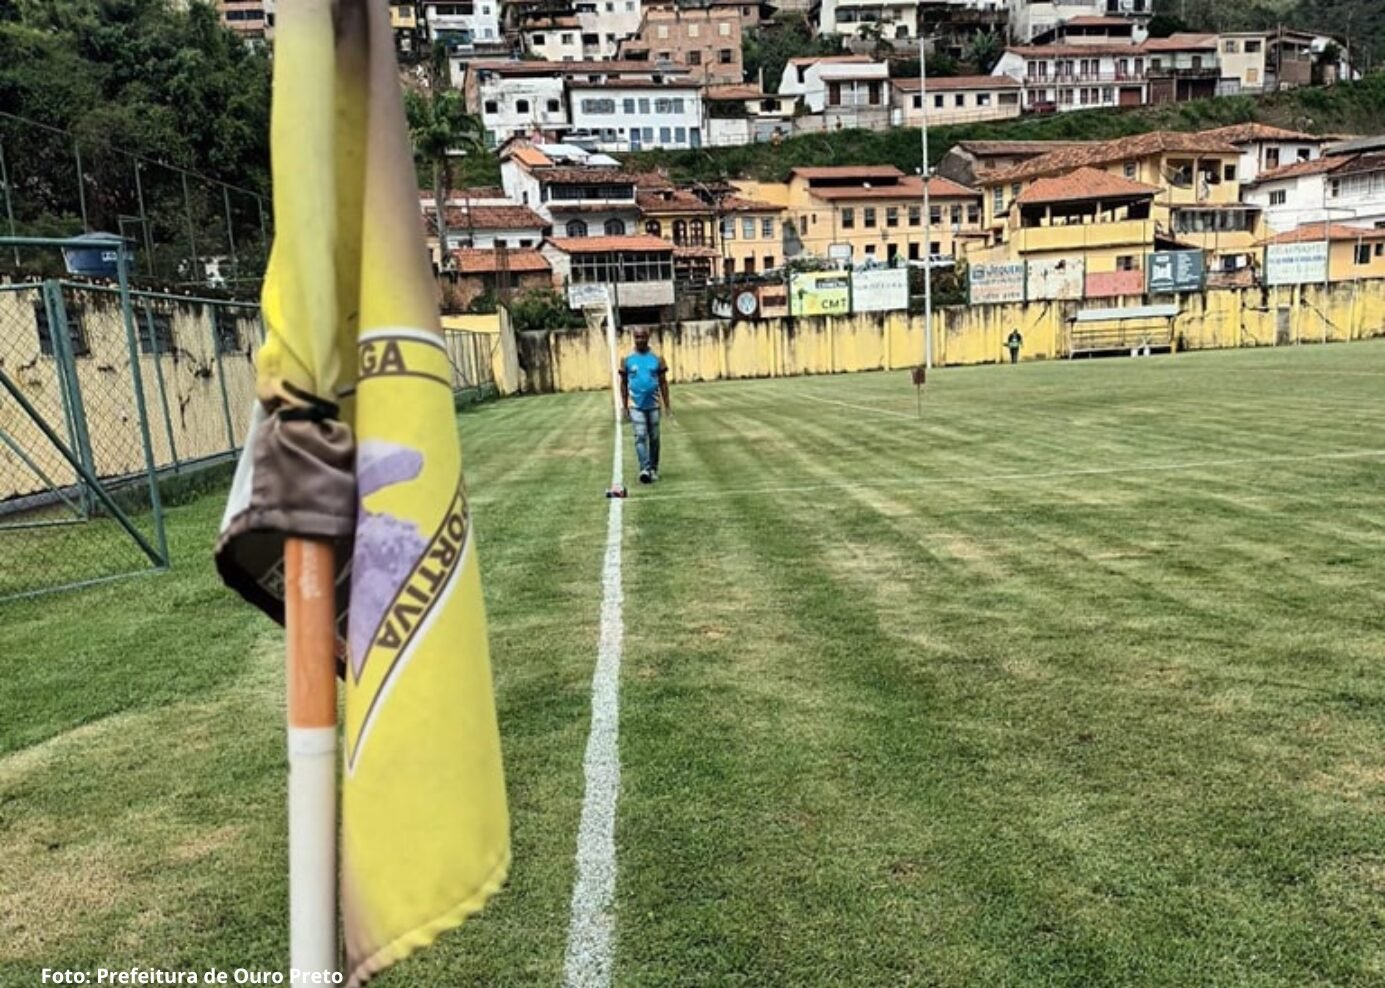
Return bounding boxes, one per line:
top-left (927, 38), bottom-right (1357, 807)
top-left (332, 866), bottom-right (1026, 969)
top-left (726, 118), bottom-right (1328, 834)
top-left (562, 422), bottom-right (625, 988)
top-left (629, 447), bottom-right (1385, 505)
top-left (801, 392), bottom-right (920, 420)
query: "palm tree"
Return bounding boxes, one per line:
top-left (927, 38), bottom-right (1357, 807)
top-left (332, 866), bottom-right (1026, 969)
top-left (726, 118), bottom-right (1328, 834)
top-left (965, 30), bottom-right (1002, 75)
top-left (405, 43), bottom-right (487, 270)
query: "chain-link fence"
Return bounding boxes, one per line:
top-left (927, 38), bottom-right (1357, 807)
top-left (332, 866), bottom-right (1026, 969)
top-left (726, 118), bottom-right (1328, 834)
top-left (0, 237), bottom-right (261, 600)
top-left (443, 326), bottom-right (498, 406)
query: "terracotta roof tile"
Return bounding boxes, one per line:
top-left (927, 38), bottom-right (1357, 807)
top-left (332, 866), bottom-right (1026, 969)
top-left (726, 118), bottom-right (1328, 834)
top-left (452, 249), bottom-right (552, 274)
top-left (535, 167), bottom-right (640, 184)
top-left (511, 146), bottom-right (554, 167)
top-left (1266, 222), bottom-right (1385, 244)
top-left (547, 235), bottom-right (674, 253)
top-left (706, 84), bottom-right (768, 100)
top-left (1198, 123), bottom-right (1320, 145)
top-left (1014, 167), bottom-right (1160, 205)
top-left (722, 195), bottom-right (784, 212)
top-left (792, 165), bottom-right (905, 180)
top-left (637, 189), bottom-right (713, 214)
top-left (1248, 155), bottom-right (1353, 185)
top-left (1330, 152), bottom-right (1385, 178)
top-left (471, 59), bottom-right (692, 76)
top-left (806, 176), bottom-right (977, 201)
top-left (1140, 33), bottom-right (1219, 51)
top-left (955, 140), bottom-right (1097, 158)
top-left (1005, 43), bottom-right (1146, 57)
top-left (433, 204), bottom-right (548, 230)
top-left (1064, 15), bottom-right (1136, 27)
top-left (892, 75), bottom-right (1022, 92)
top-left (985, 131), bottom-right (1242, 185)
top-left (786, 54), bottom-right (874, 66)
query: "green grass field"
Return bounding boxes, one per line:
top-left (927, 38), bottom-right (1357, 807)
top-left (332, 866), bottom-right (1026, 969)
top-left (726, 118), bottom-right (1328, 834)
top-left (5, 342), bottom-right (1385, 986)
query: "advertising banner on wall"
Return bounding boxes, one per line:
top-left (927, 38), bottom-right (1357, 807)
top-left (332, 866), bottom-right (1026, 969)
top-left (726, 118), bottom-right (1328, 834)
top-left (1265, 241), bottom-right (1329, 286)
top-left (1085, 269), bottom-right (1145, 299)
top-left (969, 262), bottom-right (1026, 305)
top-left (790, 271), bottom-right (851, 317)
top-left (1146, 250), bottom-right (1205, 293)
top-left (851, 268), bottom-right (909, 313)
top-left (1026, 257), bottom-right (1085, 300)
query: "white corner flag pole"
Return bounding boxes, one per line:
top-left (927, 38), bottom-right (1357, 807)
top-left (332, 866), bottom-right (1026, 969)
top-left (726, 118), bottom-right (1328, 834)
top-left (284, 537), bottom-right (339, 975)
top-left (920, 29), bottom-right (934, 371)
top-left (605, 287), bottom-right (621, 425)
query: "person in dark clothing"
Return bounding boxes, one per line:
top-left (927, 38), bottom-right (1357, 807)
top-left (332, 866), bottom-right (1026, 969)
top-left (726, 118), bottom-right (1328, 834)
top-left (1006, 328), bottom-right (1023, 364)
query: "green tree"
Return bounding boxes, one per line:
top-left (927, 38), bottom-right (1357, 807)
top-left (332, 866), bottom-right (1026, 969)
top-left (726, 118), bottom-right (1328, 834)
top-left (0, 0), bottom-right (271, 286)
top-left (742, 13), bottom-right (843, 92)
top-left (405, 43), bottom-right (487, 269)
top-left (964, 31), bottom-right (1003, 74)
top-left (509, 287), bottom-right (583, 332)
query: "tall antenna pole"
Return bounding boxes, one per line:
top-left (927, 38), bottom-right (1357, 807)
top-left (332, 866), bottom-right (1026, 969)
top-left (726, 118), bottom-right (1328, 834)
top-left (919, 28), bottom-right (933, 370)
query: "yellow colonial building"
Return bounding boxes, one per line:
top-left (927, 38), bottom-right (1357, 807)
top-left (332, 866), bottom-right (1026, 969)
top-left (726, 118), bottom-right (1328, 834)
top-left (737, 165), bottom-right (983, 267)
top-left (636, 180), bottom-right (785, 282)
top-left (977, 131), bottom-right (1266, 275)
top-left (1265, 223), bottom-right (1385, 283)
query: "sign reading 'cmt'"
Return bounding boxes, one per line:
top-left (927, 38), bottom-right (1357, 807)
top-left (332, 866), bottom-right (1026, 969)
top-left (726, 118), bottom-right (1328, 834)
top-left (789, 272), bottom-right (851, 317)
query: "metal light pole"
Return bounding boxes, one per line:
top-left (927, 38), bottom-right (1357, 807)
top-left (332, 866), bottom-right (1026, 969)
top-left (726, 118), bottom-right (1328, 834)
top-left (919, 30), bottom-right (933, 370)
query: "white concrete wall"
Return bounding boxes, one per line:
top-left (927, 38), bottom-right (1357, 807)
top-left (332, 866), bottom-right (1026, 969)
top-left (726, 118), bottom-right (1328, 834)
top-left (479, 76), bottom-right (567, 147)
top-left (575, 0), bottom-right (642, 58)
top-left (423, 0), bottom-right (500, 44)
top-left (568, 86), bottom-right (704, 150)
top-left (444, 226), bottom-right (547, 250)
top-left (894, 86), bottom-right (1023, 127)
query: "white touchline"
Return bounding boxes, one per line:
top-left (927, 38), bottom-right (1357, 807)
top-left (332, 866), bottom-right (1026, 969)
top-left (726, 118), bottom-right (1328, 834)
top-left (562, 421), bottom-right (625, 988)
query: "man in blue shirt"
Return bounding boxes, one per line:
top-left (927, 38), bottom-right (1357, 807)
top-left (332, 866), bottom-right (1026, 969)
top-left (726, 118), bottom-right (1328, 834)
top-left (618, 327), bottom-right (671, 484)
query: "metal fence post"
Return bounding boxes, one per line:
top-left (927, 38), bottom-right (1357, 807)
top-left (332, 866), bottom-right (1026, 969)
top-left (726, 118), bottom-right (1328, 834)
top-left (144, 301), bottom-right (181, 474)
top-left (209, 305), bottom-right (238, 452)
top-left (115, 247), bottom-right (169, 565)
top-left (0, 141), bottom-right (18, 266)
top-left (46, 280), bottom-right (97, 515)
top-left (74, 140), bottom-right (89, 232)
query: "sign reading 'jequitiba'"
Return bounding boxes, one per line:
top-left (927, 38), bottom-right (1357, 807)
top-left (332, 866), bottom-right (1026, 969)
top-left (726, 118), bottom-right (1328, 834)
top-left (969, 262), bottom-right (1026, 305)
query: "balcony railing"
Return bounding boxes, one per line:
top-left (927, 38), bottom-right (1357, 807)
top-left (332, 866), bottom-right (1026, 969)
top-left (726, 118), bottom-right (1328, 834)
top-left (1028, 72), bottom-right (1148, 84)
top-left (1010, 219), bottom-right (1156, 253)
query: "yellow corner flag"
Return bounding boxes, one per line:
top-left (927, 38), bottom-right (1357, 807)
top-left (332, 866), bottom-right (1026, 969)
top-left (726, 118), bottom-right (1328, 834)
top-left (215, 2), bottom-right (509, 985)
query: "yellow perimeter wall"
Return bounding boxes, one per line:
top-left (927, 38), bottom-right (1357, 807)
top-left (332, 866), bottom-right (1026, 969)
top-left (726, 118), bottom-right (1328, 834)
top-left (0, 286), bottom-right (260, 501)
top-left (520, 279), bottom-right (1385, 392)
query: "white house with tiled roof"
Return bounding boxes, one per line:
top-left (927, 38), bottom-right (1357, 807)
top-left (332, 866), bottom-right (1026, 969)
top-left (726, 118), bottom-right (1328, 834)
top-left (891, 76), bottom-right (1023, 127)
top-left (1243, 151), bottom-right (1385, 234)
top-left (1196, 124), bottom-right (1326, 184)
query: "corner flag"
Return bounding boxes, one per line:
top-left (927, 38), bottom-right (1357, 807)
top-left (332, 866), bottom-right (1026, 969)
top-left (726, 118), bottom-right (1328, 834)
top-left (215, 2), bottom-right (509, 984)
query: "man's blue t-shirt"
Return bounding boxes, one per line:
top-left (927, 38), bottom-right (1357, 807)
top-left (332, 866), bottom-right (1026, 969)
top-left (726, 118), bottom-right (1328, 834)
top-left (624, 351), bottom-right (663, 411)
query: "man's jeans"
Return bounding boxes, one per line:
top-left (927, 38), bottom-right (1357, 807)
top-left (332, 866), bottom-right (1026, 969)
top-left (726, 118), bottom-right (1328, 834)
top-left (630, 407), bottom-right (661, 474)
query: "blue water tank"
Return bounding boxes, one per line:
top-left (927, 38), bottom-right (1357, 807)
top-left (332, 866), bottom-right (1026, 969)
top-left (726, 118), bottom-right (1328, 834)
top-left (61, 233), bottom-right (136, 278)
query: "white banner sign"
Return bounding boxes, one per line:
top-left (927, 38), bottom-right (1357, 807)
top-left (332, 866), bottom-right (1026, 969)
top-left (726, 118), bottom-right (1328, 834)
top-left (1265, 241), bottom-right (1329, 286)
top-left (1026, 257), bottom-right (1085, 301)
top-left (851, 268), bottom-right (909, 313)
top-left (568, 282), bottom-right (611, 309)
